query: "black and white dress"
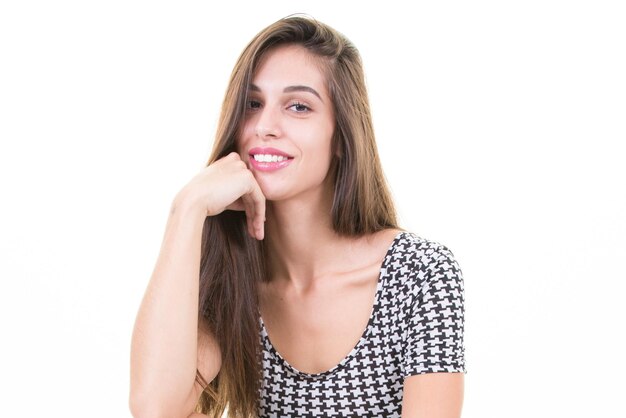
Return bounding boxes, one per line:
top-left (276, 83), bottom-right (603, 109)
top-left (258, 231), bottom-right (466, 417)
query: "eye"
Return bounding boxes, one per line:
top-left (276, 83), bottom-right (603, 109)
top-left (287, 102), bottom-right (311, 113)
top-left (246, 99), bottom-right (262, 110)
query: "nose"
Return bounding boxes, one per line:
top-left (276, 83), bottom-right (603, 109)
top-left (254, 105), bottom-right (282, 139)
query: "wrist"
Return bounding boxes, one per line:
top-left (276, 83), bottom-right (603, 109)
top-left (171, 188), bottom-right (208, 222)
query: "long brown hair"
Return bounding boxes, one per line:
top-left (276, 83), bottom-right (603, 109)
top-left (195, 15), bottom-right (398, 417)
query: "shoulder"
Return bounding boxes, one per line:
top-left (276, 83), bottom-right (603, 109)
top-left (385, 231), bottom-right (463, 297)
top-left (396, 232), bottom-right (466, 376)
top-left (389, 231), bottom-right (460, 274)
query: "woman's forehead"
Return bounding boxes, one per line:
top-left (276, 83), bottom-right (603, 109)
top-left (251, 45), bottom-right (330, 98)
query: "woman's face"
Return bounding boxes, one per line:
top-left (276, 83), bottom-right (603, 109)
top-left (237, 44), bottom-right (335, 203)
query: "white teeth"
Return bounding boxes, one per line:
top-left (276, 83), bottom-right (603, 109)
top-left (253, 154), bottom-right (288, 162)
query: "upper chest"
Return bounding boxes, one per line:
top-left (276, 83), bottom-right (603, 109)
top-left (259, 263), bottom-right (382, 374)
top-left (258, 229), bottom-right (404, 374)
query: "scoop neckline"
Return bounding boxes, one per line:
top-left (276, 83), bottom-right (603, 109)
top-left (259, 230), bottom-right (407, 379)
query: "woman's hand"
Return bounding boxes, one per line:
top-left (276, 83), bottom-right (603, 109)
top-left (132, 155), bottom-right (259, 418)
top-left (176, 152), bottom-right (265, 240)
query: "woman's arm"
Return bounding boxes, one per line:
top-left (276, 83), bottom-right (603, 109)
top-left (129, 199), bottom-right (218, 418)
top-left (400, 242), bottom-right (466, 417)
top-left (401, 373), bottom-right (464, 418)
top-left (129, 153), bottom-right (266, 418)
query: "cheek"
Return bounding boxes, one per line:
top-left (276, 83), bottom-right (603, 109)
top-left (301, 129), bottom-right (334, 172)
top-left (234, 123), bottom-right (252, 154)
top-left (320, 125), bottom-right (335, 162)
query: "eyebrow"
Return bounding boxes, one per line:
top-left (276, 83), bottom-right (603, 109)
top-left (249, 84), bottom-right (324, 102)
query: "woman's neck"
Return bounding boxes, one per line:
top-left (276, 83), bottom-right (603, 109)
top-left (264, 188), bottom-right (351, 288)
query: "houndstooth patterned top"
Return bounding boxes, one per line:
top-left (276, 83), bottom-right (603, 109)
top-left (258, 231), bottom-right (466, 417)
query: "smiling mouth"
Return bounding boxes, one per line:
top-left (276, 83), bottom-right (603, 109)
top-left (248, 148), bottom-right (295, 172)
top-left (251, 154), bottom-right (293, 163)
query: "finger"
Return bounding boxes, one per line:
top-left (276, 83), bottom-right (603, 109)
top-left (226, 197), bottom-right (256, 238)
top-left (240, 194), bottom-right (257, 240)
top-left (225, 151), bottom-right (241, 161)
top-left (245, 181), bottom-right (266, 241)
top-left (228, 163), bottom-right (264, 240)
top-left (245, 193), bottom-right (260, 240)
top-left (245, 206), bottom-right (255, 239)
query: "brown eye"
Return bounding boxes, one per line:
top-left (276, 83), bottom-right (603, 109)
top-left (247, 100), bottom-right (262, 110)
top-left (288, 102), bottom-right (310, 112)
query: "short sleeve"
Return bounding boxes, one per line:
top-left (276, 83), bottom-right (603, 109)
top-left (401, 246), bottom-right (466, 377)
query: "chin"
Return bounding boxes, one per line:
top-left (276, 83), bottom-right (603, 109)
top-left (257, 182), bottom-right (288, 201)
top-left (260, 190), bottom-right (292, 202)
top-left (256, 175), bottom-right (330, 203)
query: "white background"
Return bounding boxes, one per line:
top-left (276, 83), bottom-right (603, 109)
top-left (1, 1), bottom-right (624, 417)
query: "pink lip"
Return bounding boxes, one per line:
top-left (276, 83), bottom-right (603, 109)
top-left (248, 147), bottom-right (294, 172)
top-left (248, 147), bottom-right (294, 158)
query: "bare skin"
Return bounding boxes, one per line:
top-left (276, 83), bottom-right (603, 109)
top-left (129, 153), bottom-right (265, 418)
top-left (236, 43), bottom-right (404, 376)
top-left (130, 44), bottom-right (463, 418)
top-left (259, 193), bottom-right (402, 374)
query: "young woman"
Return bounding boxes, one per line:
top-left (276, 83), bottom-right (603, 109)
top-left (130, 16), bottom-right (465, 418)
